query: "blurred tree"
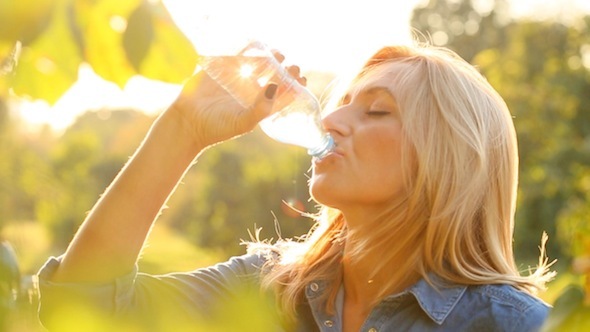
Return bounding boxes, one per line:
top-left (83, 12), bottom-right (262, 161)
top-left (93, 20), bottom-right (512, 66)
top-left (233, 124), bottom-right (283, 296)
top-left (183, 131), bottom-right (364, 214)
top-left (411, 0), bottom-right (511, 62)
top-left (412, 1), bottom-right (590, 329)
top-left (36, 109), bottom-right (152, 248)
top-left (472, 19), bottom-right (590, 265)
top-left (160, 129), bottom-right (316, 255)
top-left (412, 0), bottom-right (590, 265)
top-left (0, 241), bottom-right (20, 330)
top-left (14, 106), bottom-right (315, 255)
top-left (0, 107), bottom-right (54, 230)
top-left (0, 0), bottom-right (197, 103)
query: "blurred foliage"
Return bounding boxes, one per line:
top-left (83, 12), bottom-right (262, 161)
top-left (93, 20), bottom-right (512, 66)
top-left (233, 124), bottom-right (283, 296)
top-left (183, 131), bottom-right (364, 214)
top-left (0, 241), bottom-right (20, 330)
top-left (413, 0), bottom-right (590, 330)
top-left (1, 107), bottom-right (316, 257)
top-left (412, 0), bottom-right (511, 62)
top-left (161, 128), bottom-right (316, 256)
top-left (0, 0), bottom-right (197, 103)
top-left (0, 107), bottom-right (317, 330)
top-left (39, 283), bottom-right (285, 332)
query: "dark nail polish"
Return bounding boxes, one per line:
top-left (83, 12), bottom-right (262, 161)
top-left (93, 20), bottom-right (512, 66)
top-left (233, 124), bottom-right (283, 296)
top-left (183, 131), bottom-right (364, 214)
top-left (265, 84), bottom-right (278, 99)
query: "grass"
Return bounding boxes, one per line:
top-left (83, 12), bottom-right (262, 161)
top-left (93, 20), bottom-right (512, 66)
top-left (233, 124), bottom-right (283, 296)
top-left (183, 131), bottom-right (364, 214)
top-left (138, 222), bottom-right (226, 274)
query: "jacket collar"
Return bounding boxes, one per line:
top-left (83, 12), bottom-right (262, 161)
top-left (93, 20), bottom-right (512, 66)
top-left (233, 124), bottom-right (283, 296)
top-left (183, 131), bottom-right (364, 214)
top-left (305, 275), bottom-right (467, 326)
top-left (405, 275), bottom-right (467, 325)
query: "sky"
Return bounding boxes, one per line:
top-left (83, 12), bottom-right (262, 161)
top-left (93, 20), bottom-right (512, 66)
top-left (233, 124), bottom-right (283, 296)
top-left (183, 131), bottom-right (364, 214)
top-left (163, 0), bottom-right (425, 73)
top-left (14, 0), bottom-right (590, 131)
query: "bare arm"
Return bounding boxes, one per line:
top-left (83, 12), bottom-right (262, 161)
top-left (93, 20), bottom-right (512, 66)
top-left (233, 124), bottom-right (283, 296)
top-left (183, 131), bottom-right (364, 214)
top-left (51, 71), bottom-right (277, 283)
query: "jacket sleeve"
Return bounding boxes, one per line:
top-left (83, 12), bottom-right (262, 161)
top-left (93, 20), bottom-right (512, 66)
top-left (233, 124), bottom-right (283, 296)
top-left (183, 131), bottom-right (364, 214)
top-left (37, 253), bottom-right (272, 331)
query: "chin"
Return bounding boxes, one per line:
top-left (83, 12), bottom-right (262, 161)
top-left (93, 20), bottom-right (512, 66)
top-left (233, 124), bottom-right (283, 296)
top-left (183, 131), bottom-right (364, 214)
top-left (309, 179), bottom-right (338, 208)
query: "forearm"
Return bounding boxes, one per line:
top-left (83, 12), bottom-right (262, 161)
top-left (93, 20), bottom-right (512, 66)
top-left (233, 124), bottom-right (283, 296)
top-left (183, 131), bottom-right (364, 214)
top-left (52, 107), bottom-right (204, 283)
top-left (50, 68), bottom-right (277, 283)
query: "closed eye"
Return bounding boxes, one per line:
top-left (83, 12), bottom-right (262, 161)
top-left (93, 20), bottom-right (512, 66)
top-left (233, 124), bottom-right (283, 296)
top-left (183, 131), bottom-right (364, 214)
top-left (366, 110), bottom-right (390, 116)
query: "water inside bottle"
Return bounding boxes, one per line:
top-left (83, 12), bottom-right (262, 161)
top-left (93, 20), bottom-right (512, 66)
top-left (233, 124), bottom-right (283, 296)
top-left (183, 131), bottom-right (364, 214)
top-left (200, 54), bottom-right (331, 155)
top-left (200, 55), bottom-right (275, 108)
top-left (259, 101), bottom-right (325, 150)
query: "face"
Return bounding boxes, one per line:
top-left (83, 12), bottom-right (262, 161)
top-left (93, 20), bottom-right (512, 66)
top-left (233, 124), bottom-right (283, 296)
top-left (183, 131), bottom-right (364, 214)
top-left (310, 72), bottom-right (406, 220)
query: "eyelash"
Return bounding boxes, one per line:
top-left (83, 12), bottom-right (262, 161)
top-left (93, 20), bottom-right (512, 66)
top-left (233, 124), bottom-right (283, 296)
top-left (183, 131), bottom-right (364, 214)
top-left (366, 110), bottom-right (390, 116)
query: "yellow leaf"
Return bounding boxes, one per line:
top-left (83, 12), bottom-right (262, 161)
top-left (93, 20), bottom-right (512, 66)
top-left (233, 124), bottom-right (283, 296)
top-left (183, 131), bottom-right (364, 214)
top-left (0, 0), bottom-right (56, 44)
top-left (136, 1), bottom-right (198, 83)
top-left (9, 0), bottom-right (81, 104)
top-left (122, 1), bottom-right (154, 70)
top-left (72, 0), bottom-right (141, 88)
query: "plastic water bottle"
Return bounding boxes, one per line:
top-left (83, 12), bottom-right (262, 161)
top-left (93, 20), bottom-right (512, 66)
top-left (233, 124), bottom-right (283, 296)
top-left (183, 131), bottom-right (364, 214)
top-left (198, 41), bottom-right (334, 158)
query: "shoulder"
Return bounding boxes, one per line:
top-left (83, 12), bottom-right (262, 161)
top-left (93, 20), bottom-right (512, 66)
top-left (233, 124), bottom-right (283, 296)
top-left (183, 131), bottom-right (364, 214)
top-left (182, 252), bottom-right (270, 282)
top-left (458, 284), bottom-right (550, 331)
top-left (468, 283), bottom-right (550, 314)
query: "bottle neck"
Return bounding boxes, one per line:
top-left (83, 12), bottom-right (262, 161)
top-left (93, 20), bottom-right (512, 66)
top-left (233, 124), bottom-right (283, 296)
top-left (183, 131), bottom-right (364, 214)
top-left (308, 134), bottom-right (335, 159)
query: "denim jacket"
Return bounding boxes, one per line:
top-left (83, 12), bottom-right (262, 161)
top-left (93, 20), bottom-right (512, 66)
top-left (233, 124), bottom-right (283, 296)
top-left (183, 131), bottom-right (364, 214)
top-left (298, 277), bottom-right (549, 331)
top-left (38, 253), bottom-right (549, 331)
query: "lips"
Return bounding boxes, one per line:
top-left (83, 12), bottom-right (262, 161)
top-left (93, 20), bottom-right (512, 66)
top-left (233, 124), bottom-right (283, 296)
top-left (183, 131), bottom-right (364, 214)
top-left (313, 146), bottom-right (344, 165)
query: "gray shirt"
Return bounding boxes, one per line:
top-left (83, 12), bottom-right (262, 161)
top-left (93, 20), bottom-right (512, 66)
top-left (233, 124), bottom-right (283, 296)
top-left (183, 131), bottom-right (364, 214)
top-left (37, 253), bottom-right (550, 331)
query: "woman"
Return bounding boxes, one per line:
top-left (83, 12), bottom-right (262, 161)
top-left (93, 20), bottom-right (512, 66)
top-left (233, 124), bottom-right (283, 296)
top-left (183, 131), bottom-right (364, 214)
top-left (38, 43), bottom-right (555, 331)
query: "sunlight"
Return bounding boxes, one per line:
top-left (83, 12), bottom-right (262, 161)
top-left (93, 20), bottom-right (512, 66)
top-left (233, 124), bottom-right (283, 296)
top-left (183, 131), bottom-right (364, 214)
top-left (239, 64), bottom-right (254, 78)
top-left (15, 0), bottom-right (421, 131)
top-left (14, 0), bottom-right (590, 131)
top-left (162, 0), bottom-right (420, 73)
top-left (16, 64), bottom-right (180, 132)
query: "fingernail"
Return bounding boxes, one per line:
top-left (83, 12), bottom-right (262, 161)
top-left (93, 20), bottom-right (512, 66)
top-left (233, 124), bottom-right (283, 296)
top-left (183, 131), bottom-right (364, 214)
top-left (265, 84), bottom-right (278, 100)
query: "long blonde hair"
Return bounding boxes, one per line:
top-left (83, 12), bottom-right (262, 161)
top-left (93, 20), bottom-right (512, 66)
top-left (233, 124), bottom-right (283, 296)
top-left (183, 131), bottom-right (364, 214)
top-left (249, 44), bottom-right (555, 319)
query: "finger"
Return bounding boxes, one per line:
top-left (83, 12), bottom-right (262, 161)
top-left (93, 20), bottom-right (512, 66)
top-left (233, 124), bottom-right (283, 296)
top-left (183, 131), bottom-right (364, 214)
top-left (287, 65), bottom-right (301, 78)
top-left (271, 50), bottom-right (285, 63)
top-left (243, 83), bottom-right (277, 129)
top-left (286, 65), bottom-right (307, 86)
top-left (299, 76), bottom-right (307, 86)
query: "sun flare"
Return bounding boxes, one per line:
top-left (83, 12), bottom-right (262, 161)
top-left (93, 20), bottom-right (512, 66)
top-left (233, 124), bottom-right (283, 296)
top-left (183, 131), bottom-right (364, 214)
top-left (22, 0), bottom-right (590, 131)
top-left (239, 64), bottom-right (254, 78)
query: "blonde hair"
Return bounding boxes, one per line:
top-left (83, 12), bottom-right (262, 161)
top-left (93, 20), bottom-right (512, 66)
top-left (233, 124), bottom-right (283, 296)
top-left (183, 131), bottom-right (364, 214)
top-left (249, 44), bottom-right (555, 319)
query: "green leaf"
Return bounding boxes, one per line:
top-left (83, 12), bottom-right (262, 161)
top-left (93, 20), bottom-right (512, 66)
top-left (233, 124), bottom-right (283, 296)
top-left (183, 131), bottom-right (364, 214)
top-left (135, 1), bottom-right (198, 83)
top-left (0, 0), bottom-right (56, 45)
top-left (123, 1), bottom-right (154, 71)
top-left (72, 0), bottom-right (141, 88)
top-left (9, 0), bottom-right (81, 104)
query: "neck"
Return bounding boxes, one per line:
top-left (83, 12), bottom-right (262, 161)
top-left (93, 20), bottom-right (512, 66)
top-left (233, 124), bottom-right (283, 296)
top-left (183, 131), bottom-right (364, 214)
top-left (341, 228), bottom-right (421, 307)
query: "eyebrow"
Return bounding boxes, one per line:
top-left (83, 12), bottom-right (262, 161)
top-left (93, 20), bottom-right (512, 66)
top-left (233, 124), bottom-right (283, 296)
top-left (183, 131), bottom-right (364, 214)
top-left (347, 85), bottom-right (394, 99)
top-left (362, 86), bottom-right (400, 112)
top-left (341, 85), bottom-right (398, 107)
top-left (364, 86), bottom-right (395, 98)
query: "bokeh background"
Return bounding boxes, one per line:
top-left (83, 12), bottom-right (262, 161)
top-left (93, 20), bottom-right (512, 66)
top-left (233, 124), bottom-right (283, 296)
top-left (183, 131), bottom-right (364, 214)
top-left (1, 0), bottom-right (589, 330)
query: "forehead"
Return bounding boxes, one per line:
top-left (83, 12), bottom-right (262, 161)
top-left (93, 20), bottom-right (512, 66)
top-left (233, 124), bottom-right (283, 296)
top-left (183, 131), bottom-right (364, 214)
top-left (346, 62), bottom-right (404, 98)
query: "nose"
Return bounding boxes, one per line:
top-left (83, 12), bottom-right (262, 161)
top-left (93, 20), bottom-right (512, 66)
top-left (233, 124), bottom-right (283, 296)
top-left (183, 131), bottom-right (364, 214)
top-left (321, 105), bottom-right (351, 137)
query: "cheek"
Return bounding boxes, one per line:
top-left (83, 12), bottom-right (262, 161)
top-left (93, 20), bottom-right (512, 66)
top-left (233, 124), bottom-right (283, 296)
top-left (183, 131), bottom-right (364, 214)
top-left (362, 129), bottom-right (401, 167)
top-left (309, 126), bottom-right (406, 205)
top-left (358, 163), bottom-right (400, 200)
top-left (358, 133), bottom-right (405, 193)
